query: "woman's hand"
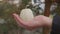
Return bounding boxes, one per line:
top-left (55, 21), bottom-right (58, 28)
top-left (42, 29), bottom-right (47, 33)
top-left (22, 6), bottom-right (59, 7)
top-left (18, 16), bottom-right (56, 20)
top-left (12, 13), bottom-right (52, 30)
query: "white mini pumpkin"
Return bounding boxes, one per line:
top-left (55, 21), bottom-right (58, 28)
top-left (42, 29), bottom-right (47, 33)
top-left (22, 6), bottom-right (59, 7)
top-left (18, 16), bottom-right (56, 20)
top-left (20, 9), bottom-right (34, 21)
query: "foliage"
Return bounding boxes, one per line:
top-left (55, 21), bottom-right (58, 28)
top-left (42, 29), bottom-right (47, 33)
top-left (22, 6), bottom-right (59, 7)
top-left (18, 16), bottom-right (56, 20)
top-left (55, 4), bottom-right (60, 15)
top-left (0, 2), bottom-right (19, 33)
top-left (19, 0), bottom-right (30, 9)
top-left (22, 0), bottom-right (30, 5)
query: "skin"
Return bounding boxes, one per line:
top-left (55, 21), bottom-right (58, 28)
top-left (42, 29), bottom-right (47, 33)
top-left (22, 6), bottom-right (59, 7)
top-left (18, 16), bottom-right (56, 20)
top-left (12, 13), bottom-right (52, 30)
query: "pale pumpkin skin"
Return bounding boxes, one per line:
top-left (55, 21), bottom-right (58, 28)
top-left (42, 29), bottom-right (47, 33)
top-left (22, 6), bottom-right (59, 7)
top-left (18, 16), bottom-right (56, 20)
top-left (20, 9), bottom-right (34, 21)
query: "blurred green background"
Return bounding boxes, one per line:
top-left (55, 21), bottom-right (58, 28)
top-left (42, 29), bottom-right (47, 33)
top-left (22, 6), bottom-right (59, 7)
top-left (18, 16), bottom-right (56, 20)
top-left (0, 0), bottom-right (60, 34)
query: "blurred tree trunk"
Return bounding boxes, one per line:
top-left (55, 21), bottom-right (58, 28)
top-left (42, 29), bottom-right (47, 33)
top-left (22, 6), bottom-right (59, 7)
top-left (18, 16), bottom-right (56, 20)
top-left (43, 0), bottom-right (52, 34)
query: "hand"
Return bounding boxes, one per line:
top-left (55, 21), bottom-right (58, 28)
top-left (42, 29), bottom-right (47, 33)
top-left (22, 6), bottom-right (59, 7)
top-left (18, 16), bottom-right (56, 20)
top-left (12, 13), bottom-right (52, 30)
